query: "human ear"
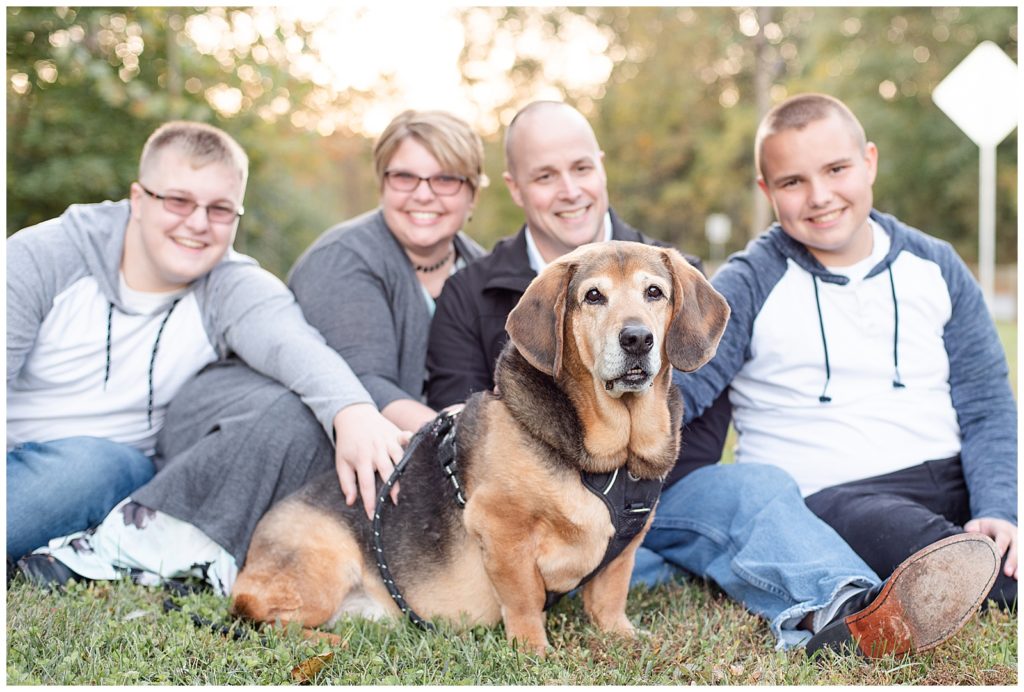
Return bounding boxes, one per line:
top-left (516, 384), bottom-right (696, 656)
top-left (503, 170), bottom-right (525, 209)
top-left (864, 142), bottom-right (879, 185)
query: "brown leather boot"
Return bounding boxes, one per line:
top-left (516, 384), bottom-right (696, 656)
top-left (806, 533), bottom-right (999, 659)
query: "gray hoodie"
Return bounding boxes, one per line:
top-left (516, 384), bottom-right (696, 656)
top-left (7, 199), bottom-right (371, 454)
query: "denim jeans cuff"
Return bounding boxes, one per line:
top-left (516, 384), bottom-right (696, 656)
top-left (769, 575), bottom-right (875, 650)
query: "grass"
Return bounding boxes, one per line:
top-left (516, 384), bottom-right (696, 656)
top-left (5, 576), bottom-right (1018, 685)
top-left (6, 322), bottom-right (1018, 685)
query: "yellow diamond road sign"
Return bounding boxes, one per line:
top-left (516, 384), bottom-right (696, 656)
top-left (932, 41), bottom-right (1018, 148)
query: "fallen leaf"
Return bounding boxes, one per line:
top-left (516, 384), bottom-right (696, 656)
top-left (291, 651), bottom-right (335, 684)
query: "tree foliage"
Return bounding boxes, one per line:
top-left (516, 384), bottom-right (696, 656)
top-left (581, 6), bottom-right (1017, 261)
top-left (6, 6), bottom-right (377, 276)
top-left (7, 6), bottom-right (1018, 277)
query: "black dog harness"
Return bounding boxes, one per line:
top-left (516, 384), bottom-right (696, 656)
top-left (373, 410), bottom-right (663, 627)
top-left (543, 468), bottom-right (662, 610)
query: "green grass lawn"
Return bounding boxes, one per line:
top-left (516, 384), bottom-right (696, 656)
top-left (6, 323), bottom-right (1017, 685)
top-left (5, 575), bottom-right (1017, 685)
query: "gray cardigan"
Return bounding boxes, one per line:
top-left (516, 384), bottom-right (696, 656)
top-left (288, 208), bottom-right (484, 409)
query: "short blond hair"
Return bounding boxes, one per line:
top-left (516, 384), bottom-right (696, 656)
top-left (139, 121), bottom-right (249, 185)
top-left (373, 110), bottom-right (488, 194)
top-left (755, 93), bottom-right (866, 179)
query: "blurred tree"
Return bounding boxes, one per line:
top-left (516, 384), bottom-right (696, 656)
top-left (587, 7), bottom-right (764, 258)
top-left (6, 6), bottom-right (378, 276)
top-left (575, 6), bottom-right (1017, 263)
top-left (8, 6), bottom-right (1018, 273)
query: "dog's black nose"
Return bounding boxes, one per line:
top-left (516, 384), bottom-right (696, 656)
top-left (619, 325), bottom-right (653, 355)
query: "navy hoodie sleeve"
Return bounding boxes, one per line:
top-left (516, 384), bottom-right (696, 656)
top-left (675, 234), bottom-right (787, 424)
top-left (937, 243), bottom-right (1017, 523)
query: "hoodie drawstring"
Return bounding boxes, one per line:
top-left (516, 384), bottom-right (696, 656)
top-left (812, 276), bottom-right (832, 403)
top-left (888, 267), bottom-right (905, 389)
top-left (148, 298), bottom-right (181, 428)
top-left (103, 303), bottom-right (114, 389)
top-left (812, 266), bottom-right (903, 404)
top-left (103, 298), bottom-right (182, 429)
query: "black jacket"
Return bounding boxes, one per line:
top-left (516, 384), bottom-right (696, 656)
top-left (426, 210), bottom-right (731, 486)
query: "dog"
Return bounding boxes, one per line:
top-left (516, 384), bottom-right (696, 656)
top-left (230, 241), bottom-right (730, 656)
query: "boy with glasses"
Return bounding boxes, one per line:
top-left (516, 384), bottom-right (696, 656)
top-left (7, 121), bottom-right (407, 583)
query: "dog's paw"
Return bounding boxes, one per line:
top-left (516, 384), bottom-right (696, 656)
top-left (593, 614), bottom-right (636, 638)
top-left (524, 640), bottom-right (550, 659)
top-left (507, 629), bottom-right (551, 658)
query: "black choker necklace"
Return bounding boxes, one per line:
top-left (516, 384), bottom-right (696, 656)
top-left (414, 249), bottom-right (454, 273)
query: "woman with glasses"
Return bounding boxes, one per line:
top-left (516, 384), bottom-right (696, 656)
top-left (287, 110), bottom-right (487, 453)
top-left (22, 111), bottom-right (487, 594)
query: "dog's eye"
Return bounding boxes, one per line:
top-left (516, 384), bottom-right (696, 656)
top-left (646, 285), bottom-right (665, 300)
top-left (584, 288), bottom-right (605, 305)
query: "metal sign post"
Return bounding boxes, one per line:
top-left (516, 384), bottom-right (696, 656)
top-left (932, 41), bottom-right (1018, 313)
top-left (705, 213), bottom-right (732, 264)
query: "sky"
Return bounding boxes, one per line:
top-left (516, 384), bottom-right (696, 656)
top-left (270, 4), bottom-right (616, 136)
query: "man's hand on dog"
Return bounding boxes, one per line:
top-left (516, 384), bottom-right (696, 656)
top-left (333, 403), bottom-right (412, 520)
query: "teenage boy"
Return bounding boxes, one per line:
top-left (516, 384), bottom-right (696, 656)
top-left (7, 121), bottom-right (407, 585)
top-left (424, 100), bottom-right (1000, 657)
top-left (675, 93), bottom-right (1017, 608)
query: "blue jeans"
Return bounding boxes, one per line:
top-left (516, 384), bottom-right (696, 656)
top-left (632, 463), bottom-right (879, 648)
top-left (7, 437), bottom-right (155, 560)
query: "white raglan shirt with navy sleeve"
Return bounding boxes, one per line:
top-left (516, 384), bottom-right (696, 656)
top-left (674, 210), bottom-right (1016, 524)
top-left (726, 219), bottom-right (960, 494)
top-left (7, 199), bottom-right (374, 457)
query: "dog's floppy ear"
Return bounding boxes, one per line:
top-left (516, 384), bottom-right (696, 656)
top-left (662, 248), bottom-right (730, 372)
top-left (506, 260), bottom-right (574, 377)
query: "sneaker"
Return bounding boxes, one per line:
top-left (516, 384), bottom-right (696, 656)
top-left (16, 554), bottom-right (89, 591)
top-left (806, 533), bottom-right (999, 659)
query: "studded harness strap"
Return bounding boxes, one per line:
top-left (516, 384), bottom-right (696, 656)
top-left (372, 411), bottom-right (460, 631)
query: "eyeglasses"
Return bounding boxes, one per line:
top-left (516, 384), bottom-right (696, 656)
top-left (138, 183), bottom-right (244, 224)
top-left (383, 170), bottom-right (467, 197)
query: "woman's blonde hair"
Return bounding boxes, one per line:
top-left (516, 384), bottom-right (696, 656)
top-left (373, 110), bottom-right (488, 195)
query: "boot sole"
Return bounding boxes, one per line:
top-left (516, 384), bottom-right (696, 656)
top-left (846, 533), bottom-right (999, 658)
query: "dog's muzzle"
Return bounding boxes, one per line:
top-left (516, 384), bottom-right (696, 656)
top-left (604, 325), bottom-right (656, 393)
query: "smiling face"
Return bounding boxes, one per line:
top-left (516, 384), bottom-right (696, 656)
top-left (123, 147), bottom-right (244, 292)
top-left (380, 137), bottom-right (475, 257)
top-left (503, 105), bottom-right (609, 263)
top-left (758, 111), bottom-right (878, 267)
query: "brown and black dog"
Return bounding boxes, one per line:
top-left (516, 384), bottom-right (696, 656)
top-left (231, 241), bottom-right (729, 655)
